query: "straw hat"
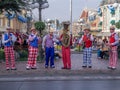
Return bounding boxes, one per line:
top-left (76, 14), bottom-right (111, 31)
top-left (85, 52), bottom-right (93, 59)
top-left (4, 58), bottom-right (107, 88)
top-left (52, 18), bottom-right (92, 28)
top-left (6, 26), bottom-right (11, 30)
top-left (110, 25), bottom-right (115, 30)
top-left (49, 28), bottom-right (54, 32)
top-left (30, 27), bottom-right (36, 32)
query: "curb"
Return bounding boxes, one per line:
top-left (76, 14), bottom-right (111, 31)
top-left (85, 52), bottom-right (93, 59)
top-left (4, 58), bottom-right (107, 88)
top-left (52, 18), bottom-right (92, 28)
top-left (1, 76), bottom-right (120, 82)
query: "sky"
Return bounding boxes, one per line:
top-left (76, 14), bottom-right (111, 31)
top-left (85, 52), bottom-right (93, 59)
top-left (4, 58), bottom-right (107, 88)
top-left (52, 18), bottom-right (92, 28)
top-left (32, 0), bottom-right (102, 22)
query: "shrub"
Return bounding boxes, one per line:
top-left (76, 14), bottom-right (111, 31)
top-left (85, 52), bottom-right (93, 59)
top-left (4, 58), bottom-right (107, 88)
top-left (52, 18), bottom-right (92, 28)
top-left (0, 49), bottom-right (5, 60)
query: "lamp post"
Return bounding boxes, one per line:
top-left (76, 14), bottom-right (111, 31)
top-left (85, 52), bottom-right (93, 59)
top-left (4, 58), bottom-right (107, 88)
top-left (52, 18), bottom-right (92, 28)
top-left (70, 0), bottom-right (72, 35)
top-left (25, 0), bottom-right (49, 21)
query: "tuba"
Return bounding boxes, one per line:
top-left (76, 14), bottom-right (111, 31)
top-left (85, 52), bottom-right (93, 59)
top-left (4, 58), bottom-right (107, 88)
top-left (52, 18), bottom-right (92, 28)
top-left (61, 33), bottom-right (70, 47)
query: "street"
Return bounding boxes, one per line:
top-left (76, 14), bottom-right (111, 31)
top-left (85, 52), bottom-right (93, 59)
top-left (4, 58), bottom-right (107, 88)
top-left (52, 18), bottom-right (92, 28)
top-left (0, 80), bottom-right (120, 90)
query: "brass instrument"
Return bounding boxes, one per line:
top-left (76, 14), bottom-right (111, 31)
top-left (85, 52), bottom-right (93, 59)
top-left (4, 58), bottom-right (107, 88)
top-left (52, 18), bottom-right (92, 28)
top-left (61, 33), bottom-right (70, 47)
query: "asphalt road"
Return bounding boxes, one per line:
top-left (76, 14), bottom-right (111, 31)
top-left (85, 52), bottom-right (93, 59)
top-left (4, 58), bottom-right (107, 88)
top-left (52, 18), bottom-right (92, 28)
top-left (0, 80), bottom-right (120, 90)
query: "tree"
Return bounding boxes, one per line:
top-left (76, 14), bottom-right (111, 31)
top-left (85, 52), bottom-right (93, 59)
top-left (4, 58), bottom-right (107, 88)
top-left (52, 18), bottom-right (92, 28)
top-left (110, 20), bottom-right (115, 25)
top-left (34, 21), bottom-right (45, 36)
top-left (115, 21), bottom-right (120, 29)
top-left (0, 0), bottom-right (26, 26)
top-left (34, 21), bottom-right (46, 60)
top-left (0, 0), bottom-right (26, 14)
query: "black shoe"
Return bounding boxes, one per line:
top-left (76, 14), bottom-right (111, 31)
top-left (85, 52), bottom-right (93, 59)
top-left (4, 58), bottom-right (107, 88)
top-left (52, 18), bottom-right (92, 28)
top-left (107, 66), bottom-right (112, 69)
top-left (61, 67), bottom-right (67, 69)
top-left (45, 65), bottom-right (48, 68)
top-left (111, 67), bottom-right (116, 70)
top-left (6, 68), bottom-right (10, 71)
top-left (31, 67), bottom-right (37, 70)
top-left (82, 66), bottom-right (87, 68)
top-left (26, 67), bottom-right (30, 70)
top-left (50, 65), bottom-right (55, 68)
top-left (88, 66), bottom-right (92, 68)
top-left (67, 68), bottom-right (71, 70)
top-left (11, 68), bottom-right (17, 70)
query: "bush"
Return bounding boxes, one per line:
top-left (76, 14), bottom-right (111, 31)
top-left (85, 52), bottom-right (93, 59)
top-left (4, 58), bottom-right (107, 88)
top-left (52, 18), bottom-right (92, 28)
top-left (0, 49), bottom-right (5, 60)
top-left (19, 50), bottom-right (28, 58)
top-left (115, 21), bottom-right (120, 29)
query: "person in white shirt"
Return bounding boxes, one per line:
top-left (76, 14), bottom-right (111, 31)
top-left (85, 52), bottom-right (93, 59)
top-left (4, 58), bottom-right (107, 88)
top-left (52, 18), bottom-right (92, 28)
top-left (2, 27), bottom-right (17, 70)
top-left (79, 24), bottom-right (94, 68)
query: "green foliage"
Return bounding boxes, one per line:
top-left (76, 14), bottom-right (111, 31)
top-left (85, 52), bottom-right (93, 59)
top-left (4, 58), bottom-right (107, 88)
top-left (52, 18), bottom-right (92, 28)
top-left (34, 21), bottom-right (45, 36)
top-left (18, 50), bottom-right (28, 61)
top-left (0, 0), bottom-right (26, 14)
top-left (99, 21), bottom-right (102, 26)
top-left (115, 21), bottom-right (120, 29)
top-left (0, 49), bottom-right (5, 60)
top-left (110, 20), bottom-right (115, 25)
top-left (110, 11), bottom-right (115, 15)
top-left (34, 21), bottom-right (45, 31)
top-left (19, 50), bottom-right (28, 58)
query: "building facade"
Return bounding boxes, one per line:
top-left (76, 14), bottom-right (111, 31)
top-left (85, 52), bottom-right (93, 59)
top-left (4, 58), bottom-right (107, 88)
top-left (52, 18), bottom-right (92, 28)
top-left (0, 10), bottom-right (28, 33)
top-left (100, 3), bottom-right (120, 33)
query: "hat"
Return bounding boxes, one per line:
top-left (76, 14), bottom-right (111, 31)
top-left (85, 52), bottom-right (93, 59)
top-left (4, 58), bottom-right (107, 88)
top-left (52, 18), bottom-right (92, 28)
top-left (110, 25), bottom-right (115, 30)
top-left (6, 27), bottom-right (11, 30)
top-left (49, 28), bottom-right (54, 32)
top-left (30, 27), bottom-right (36, 32)
top-left (62, 21), bottom-right (70, 26)
top-left (83, 24), bottom-right (90, 30)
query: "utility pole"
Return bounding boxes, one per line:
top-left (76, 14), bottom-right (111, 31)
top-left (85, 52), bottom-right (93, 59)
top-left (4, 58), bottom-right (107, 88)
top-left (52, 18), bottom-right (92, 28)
top-left (27, 0), bottom-right (49, 21)
top-left (37, 0), bottom-right (42, 21)
top-left (70, 0), bottom-right (72, 35)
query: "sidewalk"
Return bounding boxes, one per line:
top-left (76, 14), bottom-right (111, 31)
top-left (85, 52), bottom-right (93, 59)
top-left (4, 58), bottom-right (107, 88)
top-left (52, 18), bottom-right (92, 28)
top-left (0, 53), bottom-right (120, 80)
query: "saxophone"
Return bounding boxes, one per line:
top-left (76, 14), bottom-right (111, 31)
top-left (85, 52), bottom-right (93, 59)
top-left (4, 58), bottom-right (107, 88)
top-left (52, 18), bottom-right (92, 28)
top-left (61, 33), bottom-right (70, 47)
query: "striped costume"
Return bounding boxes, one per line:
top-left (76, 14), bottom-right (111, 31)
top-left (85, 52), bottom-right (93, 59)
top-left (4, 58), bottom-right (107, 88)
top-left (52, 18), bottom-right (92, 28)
top-left (26, 34), bottom-right (40, 69)
top-left (108, 33), bottom-right (119, 69)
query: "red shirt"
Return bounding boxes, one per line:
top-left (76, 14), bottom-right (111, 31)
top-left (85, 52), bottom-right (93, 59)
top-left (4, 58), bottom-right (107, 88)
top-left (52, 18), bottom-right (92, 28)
top-left (109, 33), bottom-right (116, 44)
top-left (83, 35), bottom-right (92, 48)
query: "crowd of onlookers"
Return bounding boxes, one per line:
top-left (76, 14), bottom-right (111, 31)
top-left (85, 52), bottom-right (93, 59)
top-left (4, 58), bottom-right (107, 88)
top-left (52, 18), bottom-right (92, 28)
top-left (72, 35), bottom-right (120, 59)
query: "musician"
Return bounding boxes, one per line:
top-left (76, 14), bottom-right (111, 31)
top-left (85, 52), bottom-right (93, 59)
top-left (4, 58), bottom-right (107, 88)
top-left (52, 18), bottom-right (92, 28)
top-left (26, 28), bottom-right (41, 70)
top-left (42, 28), bottom-right (58, 68)
top-left (2, 27), bottom-right (17, 70)
top-left (79, 24), bottom-right (94, 68)
top-left (106, 26), bottom-right (119, 70)
top-left (60, 22), bottom-right (71, 69)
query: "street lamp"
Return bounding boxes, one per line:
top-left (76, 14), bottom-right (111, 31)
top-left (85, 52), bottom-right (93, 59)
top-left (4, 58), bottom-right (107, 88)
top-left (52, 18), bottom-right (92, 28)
top-left (25, 0), bottom-right (49, 21)
top-left (70, 0), bottom-right (72, 35)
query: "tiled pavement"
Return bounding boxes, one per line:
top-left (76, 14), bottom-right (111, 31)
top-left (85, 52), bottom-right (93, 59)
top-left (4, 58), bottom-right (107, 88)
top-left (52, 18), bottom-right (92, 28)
top-left (0, 53), bottom-right (120, 76)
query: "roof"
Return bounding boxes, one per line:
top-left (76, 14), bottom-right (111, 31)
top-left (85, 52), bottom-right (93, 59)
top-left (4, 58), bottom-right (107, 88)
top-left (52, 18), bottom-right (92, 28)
top-left (80, 9), bottom-right (88, 19)
top-left (100, 0), bottom-right (119, 6)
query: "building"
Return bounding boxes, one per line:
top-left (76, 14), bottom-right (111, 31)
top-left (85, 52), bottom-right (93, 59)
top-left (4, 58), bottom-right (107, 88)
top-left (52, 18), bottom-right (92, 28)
top-left (0, 10), bottom-right (29, 33)
top-left (100, 3), bottom-right (120, 32)
top-left (79, 8), bottom-right (101, 36)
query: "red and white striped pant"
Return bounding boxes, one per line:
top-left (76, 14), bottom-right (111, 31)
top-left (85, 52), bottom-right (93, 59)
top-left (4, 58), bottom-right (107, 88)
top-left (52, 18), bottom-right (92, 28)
top-left (27, 46), bottom-right (38, 68)
top-left (4, 46), bottom-right (15, 68)
top-left (109, 46), bottom-right (118, 68)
